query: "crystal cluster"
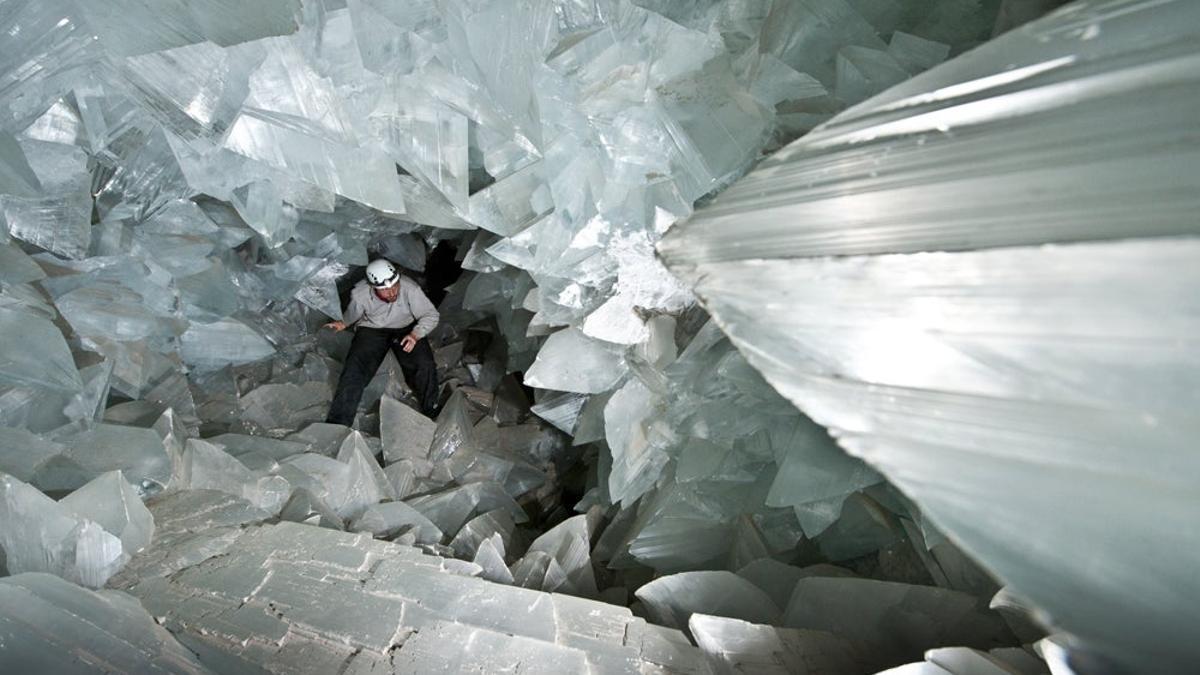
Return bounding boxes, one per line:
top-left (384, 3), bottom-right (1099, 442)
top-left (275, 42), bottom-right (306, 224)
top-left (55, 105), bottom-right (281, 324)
top-left (110, 503), bottom-right (711, 674)
top-left (0, 0), bottom-right (999, 577)
top-left (0, 573), bottom-right (212, 674)
top-left (661, 0), bottom-right (1200, 670)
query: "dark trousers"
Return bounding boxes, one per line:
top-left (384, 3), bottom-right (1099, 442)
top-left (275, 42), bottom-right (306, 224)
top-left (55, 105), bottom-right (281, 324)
top-left (326, 325), bottom-right (439, 425)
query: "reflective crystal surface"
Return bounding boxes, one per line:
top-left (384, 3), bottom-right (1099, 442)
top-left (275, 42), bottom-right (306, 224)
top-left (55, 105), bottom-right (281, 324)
top-left (689, 613), bottom-right (867, 675)
top-left (660, 1), bottom-right (1200, 669)
top-left (59, 470), bottom-right (155, 556)
top-left (180, 439), bottom-right (289, 515)
top-left (0, 573), bottom-right (212, 674)
top-left (0, 473), bottom-right (127, 588)
top-left (380, 395), bottom-right (434, 463)
top-left (523, 328), bottom-right (628, 395)
top-left (0, 306), bottom-right (81, 393)
top-left (106, 520), bottom-right (703, 673)
top-left (351, 502), bottom-right (442, 544)
top-left (57, 424), bottom-right (173, 494)
top-left (636, 571), bottom-right (782, 632)
top-left (334, 431), bottom-right (394, 519)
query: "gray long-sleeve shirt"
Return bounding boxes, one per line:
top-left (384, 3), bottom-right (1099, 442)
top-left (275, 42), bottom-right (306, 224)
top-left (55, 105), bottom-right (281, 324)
top-left (344, 277), bottom-right (439, 337)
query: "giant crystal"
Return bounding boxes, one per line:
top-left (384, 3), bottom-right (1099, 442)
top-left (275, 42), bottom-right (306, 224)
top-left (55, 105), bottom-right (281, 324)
top-left (0, 473), bottom-right (127, 588)
top-left (636, 571), bottom-right (782, 632)
top-left (1, 139), bottom-right (91, 259)
top-left (689, 613), bottom-right (867, 675)
top-left (0, 572), bottom-right (212, 674)
top-left (524, 327), bottom-right (629, 395)
top-left (179, 439), bottom-right (289, 514)
top-left (0, 306), bottom-right (81, 393)
top-left (380, 395), bottom-right (435, 463)
top-left (101, 519), bottom-right (708, 673)
top-left (660, 0), bottom-right (1200, 669)
top-left (48, 424), bottom-right (173, 494)
top-left (59, 470), bottom-right (155, 556)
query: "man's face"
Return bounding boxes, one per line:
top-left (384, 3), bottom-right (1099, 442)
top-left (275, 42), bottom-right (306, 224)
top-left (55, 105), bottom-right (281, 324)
top-left (374, 284), bottom-right (400, 302)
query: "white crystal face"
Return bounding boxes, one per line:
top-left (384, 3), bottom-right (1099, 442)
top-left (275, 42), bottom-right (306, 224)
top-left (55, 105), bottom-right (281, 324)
top-left (659, 1), bottom-right (1200, 671)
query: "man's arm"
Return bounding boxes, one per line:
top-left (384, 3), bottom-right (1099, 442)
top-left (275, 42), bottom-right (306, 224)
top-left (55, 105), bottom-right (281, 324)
top-left (325, 293), bottom-right (365, 331)
top-left (343, 294), bottom-right (365, 327)
top-left (406, 283), bottom-right (439, 338)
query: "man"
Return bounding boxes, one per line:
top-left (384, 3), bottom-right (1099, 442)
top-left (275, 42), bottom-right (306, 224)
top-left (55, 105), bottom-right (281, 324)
top-left (324, 259), bottom-right (440, 424)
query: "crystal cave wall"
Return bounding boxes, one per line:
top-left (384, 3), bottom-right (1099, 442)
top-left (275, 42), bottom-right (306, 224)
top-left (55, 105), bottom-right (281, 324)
top-left (0, 0), bottom-right (996, 577)
top-left (1, 0), bottom-right (1188, 672)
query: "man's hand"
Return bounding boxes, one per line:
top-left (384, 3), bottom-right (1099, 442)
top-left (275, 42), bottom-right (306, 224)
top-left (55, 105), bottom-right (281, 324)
top-left (324, 321), bottom-right (347, 332)
top-left (400, 332), bottom-right (418, 353)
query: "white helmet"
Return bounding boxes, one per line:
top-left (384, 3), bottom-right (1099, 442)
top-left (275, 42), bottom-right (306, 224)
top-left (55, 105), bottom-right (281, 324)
top-left (365, 259), bottom-right (400, 289)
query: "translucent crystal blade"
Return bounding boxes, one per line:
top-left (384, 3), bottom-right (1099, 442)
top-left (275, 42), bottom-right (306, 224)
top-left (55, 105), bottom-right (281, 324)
top-left (59, 470), bottom-right (155, 556)
top-left (0, 234), bottom-right (45, 284)
top-left (523, 328), bottom-right (629, 394)
top-left (0, 427), bottom-right (66, 484)
top-left (782, 578), bottom-right (1014, 670)
top-left (689, 613), bottom-right (867, 675)
top-left (467, 160), bottom-right (551, 236)
top-left (0, 132), bottom-right (41, 198)
top-left (660, 4), bottom-right (1200, 265)
top-left (383, 460), bottom-right (418, 500)
top-left (472, 533), bottom-right (513, 584)
top-left (74, 0), bottom-right (302, 56)
top-left (407, 482), bottom-right (527, 540)
top-left (370, 98), bottom-right (469, 210)
top-left (351, 501), bottom-right (442, 544)
top-left (521, 513), bottom-right (598, 598)
top-left (604, 379), bottom-right (668, 505)
top-left (238, 383), bottom-right (330, 437)
top-left (222, 38), bottom-right (406, 214)
top-left (660, 2), bottom-right (1200, 669)
top-left (1, 139), bottom-right (91, 259)
top-left (834, 46), bottom-right (910, 106)
top-left (529, 391), bottom-right (587, 435)
top-left (0, 307), bottom-right (81, 393)
top-left (59, 424), bottom-right (173, 494)
top-left (181, 439), bottom-right (289, 514)
top-left (54, 283), bottom-right (185, 345)
top-left (230, 179), bottom-right (298, 248)
top-left (279, 452), bottom-right (351, 507)
top-left (0, 573), bottom-right (211, 672)
top-left (766, 416), bottom-right (880, 508)
top-left (635, 571), bottom-right (782, 632)
top-left (279, 487), bottom-right (344, 530)
top-left (0, 473), bottom-right (127, 587)
top-left (380, 396), bottom-right (435, 463)
top-left (209, 433), bottom-right (307, 462)
top-left (449, 509), bottom-right (515, 560)
top-left (887, 31), bottom-right (950, 74)
top-left (286, 422), bottom-right (352, 457)
top-left (335, 430), bottom-right (394, 519)
top-left (181, 318), bottom-right (276, 369)
top-left (118, 40), bottom-right (257, 142)
top-left (0, 5), bottom-right (98, 134)
top-left (428, 389), bottom-right (475, 463)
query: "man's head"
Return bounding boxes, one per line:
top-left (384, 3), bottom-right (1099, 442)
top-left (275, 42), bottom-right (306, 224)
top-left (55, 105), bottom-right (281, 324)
top-left (374, 284), bottom-right (400, 302)
top-left (366, 259), bottom-right (400, 302)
